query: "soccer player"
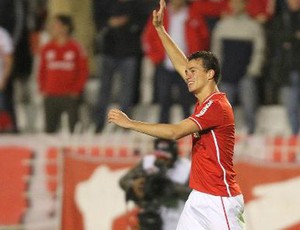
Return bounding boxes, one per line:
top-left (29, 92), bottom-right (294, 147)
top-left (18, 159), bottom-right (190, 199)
top-left (108, 0), bottom-right (245, 229)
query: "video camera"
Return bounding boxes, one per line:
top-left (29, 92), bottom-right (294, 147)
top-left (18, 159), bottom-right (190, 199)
top-left (127, 164), bottom-right (175, 230)
top-left (126, 139), bottom-right (179, 230)
top-left (126, 139), bottom-right (178, 203)
top-left (125, 159), bottom-right (175, 203)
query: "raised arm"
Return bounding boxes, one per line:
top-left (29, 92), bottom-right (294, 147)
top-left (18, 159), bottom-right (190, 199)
top-left (153, 0), bottom-right (188, 78)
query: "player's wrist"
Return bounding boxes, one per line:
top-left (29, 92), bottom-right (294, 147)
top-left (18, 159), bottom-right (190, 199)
top-left (128, 119), bottom-right (137, 130)
top-left (155, 26), bottom-right (166, 34)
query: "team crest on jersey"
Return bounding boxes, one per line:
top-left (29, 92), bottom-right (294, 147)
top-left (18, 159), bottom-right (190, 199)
top-left (196, 100), bottom-right (213, 117)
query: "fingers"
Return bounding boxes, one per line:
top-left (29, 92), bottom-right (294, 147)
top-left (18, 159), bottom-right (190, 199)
top-left (153, 0), bottom-right (165, 17)
top-left (108, 109), bottom-right (120, 123)
top-left (153, 9), bottom-right (157, 17)
top-left (152, 10), bottom-right (158, 24)
top-left (159, 0), bottom-right (166, 14)
top-left (152, 0), bottom-right (165, 28)
top-left (108, 108), bottom-right (128, 123)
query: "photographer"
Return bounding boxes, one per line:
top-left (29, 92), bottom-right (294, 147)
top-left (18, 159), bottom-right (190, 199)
top-left (119, 138), bottom-right (191, 230)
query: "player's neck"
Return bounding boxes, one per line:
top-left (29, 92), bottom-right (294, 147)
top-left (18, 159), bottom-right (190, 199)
top-left (196, 85), bottom-right (219, 104)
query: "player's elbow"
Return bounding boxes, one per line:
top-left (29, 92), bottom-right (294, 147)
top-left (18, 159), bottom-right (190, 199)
top-left (168, 129), bottom-right (186, 141)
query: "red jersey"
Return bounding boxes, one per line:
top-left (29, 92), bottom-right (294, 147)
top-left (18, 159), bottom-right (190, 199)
top-left (38, 39), bottom-right (88, 96)
top-left (188, 92), bottom-right (241, 197)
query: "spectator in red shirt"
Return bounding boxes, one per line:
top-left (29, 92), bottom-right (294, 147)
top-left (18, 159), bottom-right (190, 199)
top-left (37, 15), bottom-right (89, 133)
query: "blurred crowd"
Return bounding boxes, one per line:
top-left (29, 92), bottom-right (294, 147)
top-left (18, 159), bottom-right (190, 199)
top-left (0, 0), bottom-right (299, 135)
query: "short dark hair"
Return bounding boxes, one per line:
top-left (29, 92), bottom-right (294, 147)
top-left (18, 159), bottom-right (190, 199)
top-left (187, 51), bottom-right (221, 84)
top-left (54, 14), bottom-right (74, 35)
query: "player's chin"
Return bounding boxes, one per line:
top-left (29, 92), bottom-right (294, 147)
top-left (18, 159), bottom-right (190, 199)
top-left (187, 86), bottom-right (195, 93)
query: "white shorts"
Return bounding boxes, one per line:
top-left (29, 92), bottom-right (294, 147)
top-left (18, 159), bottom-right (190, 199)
top-left (176, 190), bottom-right (246, 230)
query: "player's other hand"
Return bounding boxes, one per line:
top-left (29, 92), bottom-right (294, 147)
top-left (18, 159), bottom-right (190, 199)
top-left (108, 109), bottom-right (132, 129)
top-left (153, 0), bottom-right (166, 29)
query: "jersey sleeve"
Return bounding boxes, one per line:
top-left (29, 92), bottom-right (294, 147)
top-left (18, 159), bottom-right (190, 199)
top-left (188, 99), bottom-right (224, 131)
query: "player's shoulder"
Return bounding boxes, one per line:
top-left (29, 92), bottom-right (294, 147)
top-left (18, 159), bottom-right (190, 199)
top-left (212, 92), bottom-right (233, 112)
top-left (201, 92), bottom-right (225, 109)
top-left (207, 92), bottom-right (232, 112)
top-left (193, 93), bottom-right (222, 117)
top-left (209, 92), bottom-right (229, 103)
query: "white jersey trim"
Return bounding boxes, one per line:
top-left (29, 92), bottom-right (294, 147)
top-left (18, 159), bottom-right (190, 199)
top-left (188, 117), bottom-right (202, 130)
top-left (211, 130), bottom-right (232, 197)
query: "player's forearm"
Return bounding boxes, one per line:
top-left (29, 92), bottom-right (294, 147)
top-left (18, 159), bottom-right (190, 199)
top-left (156, 27), bottom-right (188, 77)
top-left (128, 120), bottom-right (184, 140)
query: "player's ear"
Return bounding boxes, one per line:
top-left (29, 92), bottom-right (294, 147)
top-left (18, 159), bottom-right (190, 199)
top-left (207, 70), bottom-right (215, 80)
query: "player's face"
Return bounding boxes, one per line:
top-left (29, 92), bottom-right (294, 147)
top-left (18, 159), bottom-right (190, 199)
top-left (185, 59), bottom-right (211, 94)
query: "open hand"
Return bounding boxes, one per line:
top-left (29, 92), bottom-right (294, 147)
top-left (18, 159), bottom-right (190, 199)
top-left (152, 0), bottom-right (166, 29)
top-left (108, 109), bottom-right (132, 129)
